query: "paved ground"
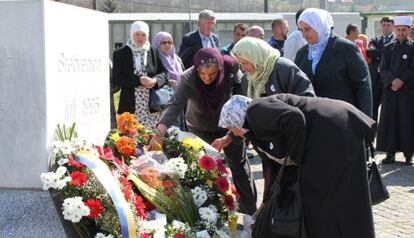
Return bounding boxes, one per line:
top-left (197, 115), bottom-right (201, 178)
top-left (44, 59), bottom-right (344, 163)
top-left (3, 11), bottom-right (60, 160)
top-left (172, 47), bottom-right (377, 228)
top-left (1, 152), bottom-right (413, 237)
top-left (247, 151), bottom-right (414, 238)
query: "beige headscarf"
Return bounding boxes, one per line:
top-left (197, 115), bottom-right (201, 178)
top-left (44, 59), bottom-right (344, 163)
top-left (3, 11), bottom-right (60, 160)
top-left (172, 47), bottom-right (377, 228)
top-left (232, 37), bottom-right (280, 98)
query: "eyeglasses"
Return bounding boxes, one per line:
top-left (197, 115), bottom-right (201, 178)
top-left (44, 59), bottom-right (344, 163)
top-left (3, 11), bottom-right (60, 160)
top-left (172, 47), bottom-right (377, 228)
top-left (161, 41), bottom-right (173, 45)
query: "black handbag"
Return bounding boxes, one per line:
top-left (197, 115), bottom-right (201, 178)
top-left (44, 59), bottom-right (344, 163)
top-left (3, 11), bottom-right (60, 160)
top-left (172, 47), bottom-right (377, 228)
top-left (252, 158), bottom-right (307, 238)
top-left (149, 85), bottom-right (174, 113)
top-left (366, 144), bottom-right (390, 205)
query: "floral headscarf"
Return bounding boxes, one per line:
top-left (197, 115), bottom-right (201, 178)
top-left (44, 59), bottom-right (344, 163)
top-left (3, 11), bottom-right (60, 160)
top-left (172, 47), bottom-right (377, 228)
top-left (219, 95), bottom-right (252, 129)
top-left (298, 8), bottom-right (333, 74)
top-left (232, 37), bottom-right (280, 99)
top-left (153, 32), bottom-right (183, 81)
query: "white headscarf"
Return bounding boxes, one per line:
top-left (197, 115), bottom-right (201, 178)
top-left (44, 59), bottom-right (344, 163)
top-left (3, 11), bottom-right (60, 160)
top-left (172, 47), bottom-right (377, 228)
top-left (298, 8), bottom-right (333, 74)
top-left (219, 95), bottom-right (252, 129)
top-left (127, 21), bottom-right (151, 71)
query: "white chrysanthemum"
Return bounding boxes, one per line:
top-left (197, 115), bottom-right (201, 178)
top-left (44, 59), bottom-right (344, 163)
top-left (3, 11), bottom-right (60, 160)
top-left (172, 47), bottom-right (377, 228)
top-left (199, 207), bottom-right (218, 225)
top-left (95, 233), bottom-right (114, 238)
top-left (208, 205), bottom-right (217, 214)
top-left (191, 186), bottom-right (208, 207)
top-left (57, 158), bottom-right (69, 166)
top-left (164, 157), bottom-right (188, 179)
top-left (40, 167), bottom-right (70, 190)
top-left (172, 220), bottom-right (190, 232)
top-left (62, 197), bottom-right (90, 223)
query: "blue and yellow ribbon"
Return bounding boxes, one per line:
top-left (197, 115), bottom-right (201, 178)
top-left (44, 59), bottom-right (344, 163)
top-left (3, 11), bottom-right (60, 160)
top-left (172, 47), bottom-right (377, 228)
top-left (75, 151), bottom-right (136, 238)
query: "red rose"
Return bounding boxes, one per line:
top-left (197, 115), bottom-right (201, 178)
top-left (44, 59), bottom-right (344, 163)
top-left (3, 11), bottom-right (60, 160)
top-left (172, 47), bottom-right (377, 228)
top-left (174, 233), bottom-right (185, 238)
top-left (140, 233), bottom-right (150, 238)
top-left (68, 156), bottom-right (85, 168)
top-left (199, 155), bottom-right (215, 172)
top-left (215, 177), bottom-right (230, 193)
top-left (70, 171), bottom-right (87, 187)
top-left (224, 195), bottom-right (235, 211)
top-left (84, 199), bottom-right (104, 219)
top-left (215, 159), bottom-right (228, 174)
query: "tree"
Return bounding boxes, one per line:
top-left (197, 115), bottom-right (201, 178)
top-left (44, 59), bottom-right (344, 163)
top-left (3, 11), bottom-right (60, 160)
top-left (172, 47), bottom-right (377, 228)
top-left (99, 0), bottom-right (118, 13)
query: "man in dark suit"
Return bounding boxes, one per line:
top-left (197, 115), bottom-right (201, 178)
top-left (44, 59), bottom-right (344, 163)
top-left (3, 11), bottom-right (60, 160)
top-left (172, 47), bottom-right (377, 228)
top-left (178, 9), bottom-right (220, 69)
top-left (366, 16), bottom-right (395, 122)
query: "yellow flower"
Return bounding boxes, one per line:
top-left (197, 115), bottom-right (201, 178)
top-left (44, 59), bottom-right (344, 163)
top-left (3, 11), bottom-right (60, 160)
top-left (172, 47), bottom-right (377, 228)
top-left (210, 170), bottom-right (219, 179)
top-left (182, 138), bottom-right (203, 150)
top-left (152, 141), bottom-right (163, 151)
top-left (111, 132), bottom-right (120, 142)
top-left (206, 180), bottom-right (213, 187)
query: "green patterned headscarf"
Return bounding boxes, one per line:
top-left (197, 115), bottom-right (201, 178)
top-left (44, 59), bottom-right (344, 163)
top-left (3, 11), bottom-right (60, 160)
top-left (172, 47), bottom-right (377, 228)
top-left (232, 37), bottom-right (280, 98)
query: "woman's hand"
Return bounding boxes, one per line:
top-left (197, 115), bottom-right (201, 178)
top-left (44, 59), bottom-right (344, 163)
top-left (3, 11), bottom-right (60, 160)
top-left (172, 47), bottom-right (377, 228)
top-left (169, 80), bottom-right (178, 89)
top-left (140, 76), bottom-right (157, 89)
top-left (148, 124), bottom-right (168, 151)
top-left (211, 135), bottom-right (233, 152)
top-left (148, 133), bottom-right (163, 151)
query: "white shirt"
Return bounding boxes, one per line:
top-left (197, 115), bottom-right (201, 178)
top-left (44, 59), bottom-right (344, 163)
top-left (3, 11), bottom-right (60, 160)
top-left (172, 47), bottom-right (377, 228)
top-left (199, 31), bottom-right (215, 48)
top-left (283, 29), bottom-right (307, 62)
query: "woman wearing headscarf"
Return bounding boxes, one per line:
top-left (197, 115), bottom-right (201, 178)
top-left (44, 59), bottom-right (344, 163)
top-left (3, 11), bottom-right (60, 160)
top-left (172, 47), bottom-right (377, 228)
top-left (113, 21), bottom-right (168, 130)
top-left (153, 31), bottom-right (186, 129)
top-left (295, 8), bottom-right (373, 118)
top-left (212, 37), bottom-right (315, 201)
top-left (219, 94), bottom-right (376, 238)
top-left (153, 31), bottom-right (184, 89)
top-left (149, 48), bottom-right (258, 215)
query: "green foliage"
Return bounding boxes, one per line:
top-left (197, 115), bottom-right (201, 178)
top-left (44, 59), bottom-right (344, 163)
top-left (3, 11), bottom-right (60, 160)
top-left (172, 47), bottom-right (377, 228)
top-left (54, 123), bottom-right (78, 142)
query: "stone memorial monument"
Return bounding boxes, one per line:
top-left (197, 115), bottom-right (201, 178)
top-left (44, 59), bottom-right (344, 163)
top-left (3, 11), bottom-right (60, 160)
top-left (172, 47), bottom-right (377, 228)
top-left (0, 0), bottom-right (110, 189)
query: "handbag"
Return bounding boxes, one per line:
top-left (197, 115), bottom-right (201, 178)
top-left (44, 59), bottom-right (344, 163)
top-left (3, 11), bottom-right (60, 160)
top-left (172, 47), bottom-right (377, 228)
top-left (366, 143), bottom-right (390, 205)
top-left (149, 85), bottom-right (174, 113)
top-left (252, 158), bottom-right (307, 238)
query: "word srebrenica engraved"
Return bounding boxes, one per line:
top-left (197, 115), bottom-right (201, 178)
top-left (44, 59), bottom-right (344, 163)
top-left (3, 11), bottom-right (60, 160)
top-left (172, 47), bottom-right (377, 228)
top-left (58, 53), bottom-right (102, 73)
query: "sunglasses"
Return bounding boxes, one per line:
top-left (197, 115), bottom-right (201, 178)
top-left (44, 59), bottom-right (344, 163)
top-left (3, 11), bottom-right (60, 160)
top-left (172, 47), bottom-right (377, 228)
top-left (161, 41), bottom-right (173, 45)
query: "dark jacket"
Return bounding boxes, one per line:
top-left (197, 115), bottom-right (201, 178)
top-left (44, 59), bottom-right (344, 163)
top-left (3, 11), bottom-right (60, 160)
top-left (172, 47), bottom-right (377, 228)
top-left (246, 94), bottom-right (375, 238)
top-left (113, 45), bottom-right (167, 114)
top-left (262, 57), bottom-right (315, 98)
top-left (178, 30), bottom-right (220, 69)
top-left (160, 64), bottom-right (243, 133)
top-left (295, 32), bottom-right (373, 117)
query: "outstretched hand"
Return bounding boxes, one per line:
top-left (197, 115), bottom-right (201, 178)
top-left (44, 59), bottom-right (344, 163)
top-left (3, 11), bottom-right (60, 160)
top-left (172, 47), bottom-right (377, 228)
top-left (211, 136), bottom-right (232, 152)
top-left (148, 134), bottom-right (163, 151)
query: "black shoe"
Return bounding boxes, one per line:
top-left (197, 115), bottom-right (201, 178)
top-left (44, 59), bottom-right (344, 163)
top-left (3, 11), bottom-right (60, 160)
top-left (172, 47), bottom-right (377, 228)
top-left (404, 153), bottom-right (413, 166)
top-left (382, 153), bottom-right (395, 164)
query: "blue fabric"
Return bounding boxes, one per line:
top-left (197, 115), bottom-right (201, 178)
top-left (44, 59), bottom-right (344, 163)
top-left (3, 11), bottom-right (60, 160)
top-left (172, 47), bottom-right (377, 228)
top-left (308, 31), bottom-right (330, 74)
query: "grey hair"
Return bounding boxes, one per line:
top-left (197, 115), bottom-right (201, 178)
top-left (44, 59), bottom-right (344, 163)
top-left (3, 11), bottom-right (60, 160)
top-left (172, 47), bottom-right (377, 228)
top-left (248, 25), bottom-right (265, 39)
top-left (198, 9), bottom-right (216, 23)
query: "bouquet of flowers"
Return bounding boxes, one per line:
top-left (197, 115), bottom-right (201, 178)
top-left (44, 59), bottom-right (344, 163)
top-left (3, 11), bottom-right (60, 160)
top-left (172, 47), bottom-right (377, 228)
top-left (42, 123), bottom-right (149, 238)
top-left (42, 112), bottom-right (239, 238)
top-left (104, 113), bottom-right (238, 237)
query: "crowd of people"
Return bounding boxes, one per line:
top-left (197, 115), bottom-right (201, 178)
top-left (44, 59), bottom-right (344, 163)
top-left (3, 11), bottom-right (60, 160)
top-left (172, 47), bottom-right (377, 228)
top-left (111, 7), bottom-right (414, 237)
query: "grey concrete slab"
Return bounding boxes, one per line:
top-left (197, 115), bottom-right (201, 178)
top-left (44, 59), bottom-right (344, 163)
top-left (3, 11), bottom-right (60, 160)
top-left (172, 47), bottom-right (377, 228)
top-left (0, 189), bottom-right (65, 238)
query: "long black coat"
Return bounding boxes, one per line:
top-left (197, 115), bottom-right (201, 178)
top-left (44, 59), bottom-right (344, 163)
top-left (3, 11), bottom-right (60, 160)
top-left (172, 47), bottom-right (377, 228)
top-left (245, 94), bottom-right (375, 238)
top-left (366, 34), bottom-right (395, 121)
top-left (113, 45), bottom-right (167, 114)
top-left (295, 32), bottom-right (373, 118)
top-left (377, 40), bottom-right (414, 153)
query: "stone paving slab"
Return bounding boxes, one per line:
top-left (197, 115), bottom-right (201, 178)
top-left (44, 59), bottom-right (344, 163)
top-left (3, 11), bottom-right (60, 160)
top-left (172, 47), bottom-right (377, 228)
top-left (0, 190), bottom-right (66, 238)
